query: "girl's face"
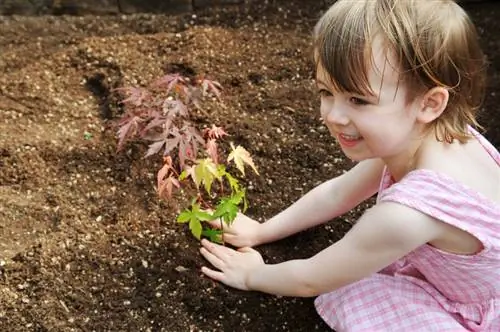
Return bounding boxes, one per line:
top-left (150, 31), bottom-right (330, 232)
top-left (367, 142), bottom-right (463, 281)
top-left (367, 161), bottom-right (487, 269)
top-left (316, 42), bottom-right (423, 162)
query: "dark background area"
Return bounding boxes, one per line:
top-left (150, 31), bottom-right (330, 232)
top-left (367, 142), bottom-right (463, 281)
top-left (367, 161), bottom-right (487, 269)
top-left (0, 1), bottom-right (499, 331)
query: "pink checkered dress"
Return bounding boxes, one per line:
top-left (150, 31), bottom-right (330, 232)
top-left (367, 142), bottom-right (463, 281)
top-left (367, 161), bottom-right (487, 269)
top-left (315, 128), bottom-right (500, 331)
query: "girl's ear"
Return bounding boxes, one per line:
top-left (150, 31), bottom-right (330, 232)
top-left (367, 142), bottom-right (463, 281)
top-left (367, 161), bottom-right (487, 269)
top-left (416, 87), bottom-right (449, 124)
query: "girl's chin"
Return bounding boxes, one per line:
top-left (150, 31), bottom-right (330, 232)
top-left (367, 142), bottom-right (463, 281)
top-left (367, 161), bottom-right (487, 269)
top-left (341, 150), bottom-right (370, 162)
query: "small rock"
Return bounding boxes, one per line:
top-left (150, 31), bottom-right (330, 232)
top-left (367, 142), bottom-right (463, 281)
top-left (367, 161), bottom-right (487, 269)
top-left (175, 265), bottom-right (188, 273)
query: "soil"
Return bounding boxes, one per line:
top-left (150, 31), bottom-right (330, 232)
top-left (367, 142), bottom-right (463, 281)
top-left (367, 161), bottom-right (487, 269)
top-left (1, 1), bottom-right (499, 331)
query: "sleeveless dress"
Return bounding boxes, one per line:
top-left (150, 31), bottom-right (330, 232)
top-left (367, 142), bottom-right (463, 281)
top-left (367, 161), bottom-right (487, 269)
top-left (315, 128), bottom-right (500, 331)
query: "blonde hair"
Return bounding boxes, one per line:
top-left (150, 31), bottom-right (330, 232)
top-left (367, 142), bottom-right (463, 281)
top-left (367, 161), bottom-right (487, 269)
top-left (313, 0), bottom-right (487, 143)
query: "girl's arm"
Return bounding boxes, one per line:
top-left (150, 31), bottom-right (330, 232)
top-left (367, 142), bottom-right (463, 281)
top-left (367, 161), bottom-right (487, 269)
top-left (247, 202), bottom-right (442, 296)
top-left (256, 158), bottom-right (385, 245)
top-left (200, 201), bottom-right (443, 297)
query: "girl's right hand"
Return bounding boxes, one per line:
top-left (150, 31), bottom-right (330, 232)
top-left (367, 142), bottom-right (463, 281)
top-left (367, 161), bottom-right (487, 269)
top-left (206, 213), bottom-right (262, 248)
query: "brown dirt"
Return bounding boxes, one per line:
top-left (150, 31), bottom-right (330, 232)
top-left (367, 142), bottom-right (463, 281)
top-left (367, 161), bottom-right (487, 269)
top-left (1, 1), bottom-right (499, 331)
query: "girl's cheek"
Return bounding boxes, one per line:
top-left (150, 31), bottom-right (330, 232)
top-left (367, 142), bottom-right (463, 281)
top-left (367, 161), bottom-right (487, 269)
top-left (319, 101), bottom-right (330, 121)
top-left (319, 107), bottom-right (327, 122)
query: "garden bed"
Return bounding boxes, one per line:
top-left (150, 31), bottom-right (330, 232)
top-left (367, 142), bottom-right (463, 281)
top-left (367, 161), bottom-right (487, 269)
top-left (1, 1), bottom-right (499, 331)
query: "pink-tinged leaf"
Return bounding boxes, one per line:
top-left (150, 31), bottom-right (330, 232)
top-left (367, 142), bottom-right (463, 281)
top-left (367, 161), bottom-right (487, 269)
top-left (178, 140), bottom-right (187, 170)
top-left (162, 99), bottom-right (188, 118)
top-left (152, 73), bottom-right (186, 96)
top-left (157, 156), bottom-right (174, 183)
top-left (185, 146), bottom-right (193, 160)
top-left (206, 139), bottom-right (219, 164)
top-left (145, 140), bottom-right (165, 158)
top-left (139, 112), bottom-right (169, 138)
top-left (141, 117), bottom-right (173, 141)
top-left (157, 157), bottom-right (180, 200)
top-left (184, 124), bottom-right (204, 144)
top-left (141, 131), bottom-right (166, 142)
top-left (182, 125), bottom-right (204, 162)
top-left (203, 124), bottom-right (228, 139)
top-left (201, 78), bottom-right (222, 100)
top-left (163, 136), bottom-right (181, 156)
top-left (116, 115), bottom-right (141, 151)
top-left (183, 85), bottom-right (202, 108)
top-left (116, 87), bottom-right (151, 107)
top-left (158, 174), bottom-right (180, 200)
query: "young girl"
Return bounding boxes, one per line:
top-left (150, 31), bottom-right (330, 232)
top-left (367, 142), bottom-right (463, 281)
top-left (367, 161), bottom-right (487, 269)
top-left (199, 0), bottom-right (500, 330)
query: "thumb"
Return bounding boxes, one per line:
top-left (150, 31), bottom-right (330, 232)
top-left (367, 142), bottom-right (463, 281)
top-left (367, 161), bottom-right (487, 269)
top-left (206, 217), bottom-right (227, 230)
top-left (238, 246), bottom-right (256, 253)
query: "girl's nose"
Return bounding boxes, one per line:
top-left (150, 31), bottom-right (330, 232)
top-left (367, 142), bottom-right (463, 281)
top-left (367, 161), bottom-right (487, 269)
top-left (323, 103), bottom-right (350, 126)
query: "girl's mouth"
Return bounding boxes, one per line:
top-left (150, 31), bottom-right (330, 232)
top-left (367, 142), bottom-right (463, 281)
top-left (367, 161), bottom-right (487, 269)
top-left (338, 133), bottom-right (363, 147)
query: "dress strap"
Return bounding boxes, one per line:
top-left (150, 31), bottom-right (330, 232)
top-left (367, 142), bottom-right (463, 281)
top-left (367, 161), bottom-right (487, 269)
top-left (469, 125), bottom-right (500, 166)
top-left (378, 169), bottom-right (500, 254)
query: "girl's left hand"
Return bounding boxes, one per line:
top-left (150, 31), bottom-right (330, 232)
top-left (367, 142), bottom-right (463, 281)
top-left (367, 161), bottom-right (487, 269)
top-left (199, 238), bottom-right (265, 291)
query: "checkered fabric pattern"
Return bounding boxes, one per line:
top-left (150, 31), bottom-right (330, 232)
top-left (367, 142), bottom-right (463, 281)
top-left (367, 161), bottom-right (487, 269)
top-left (315, 127), bottom-right (500, 331)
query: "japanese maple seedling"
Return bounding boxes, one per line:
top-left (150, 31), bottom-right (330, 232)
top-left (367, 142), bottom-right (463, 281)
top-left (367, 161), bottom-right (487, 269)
top-left (114, 73), bottom-right (259, 242)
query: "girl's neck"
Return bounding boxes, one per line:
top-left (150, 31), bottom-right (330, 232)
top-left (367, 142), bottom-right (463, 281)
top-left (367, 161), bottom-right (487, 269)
top-left (383, 132), bottom-right (429, 182)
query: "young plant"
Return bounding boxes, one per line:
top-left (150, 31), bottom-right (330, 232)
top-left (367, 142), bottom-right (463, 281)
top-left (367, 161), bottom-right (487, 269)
top-left (114, 73), bottom-right (259, 242)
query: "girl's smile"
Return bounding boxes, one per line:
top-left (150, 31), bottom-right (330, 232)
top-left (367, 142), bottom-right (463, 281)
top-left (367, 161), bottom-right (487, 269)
top-left (337, 133), bottom-right (363, 148)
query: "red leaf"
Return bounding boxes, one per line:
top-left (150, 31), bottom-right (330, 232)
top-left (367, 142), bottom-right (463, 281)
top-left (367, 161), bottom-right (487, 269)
top-left (201, 78), bottom-right (222, 100)
top-left (178, 140), bottom-right (187, 169)
top-left (163, 136), bottom-right (181, 156)
top-left (203, 124), bottom-right (228, 139)
top-left (145, 140), bottom-right (165, 158)
top-left (206, 139), bottom-right (218, 164)
top-left (116, 87), bottom-right (151, 107)
top-left (139, 111), bottom-right (169, 138)
top-left (158, 174), bottom-right (180, 200)
top-left (162, 99), bottom-right (188, 117)
top-left (116, 115), bottom-right (141, 151)
top-left (157, 157), bottom-right (173, 184)
top-left (152, 73), bottom-right (186, 96)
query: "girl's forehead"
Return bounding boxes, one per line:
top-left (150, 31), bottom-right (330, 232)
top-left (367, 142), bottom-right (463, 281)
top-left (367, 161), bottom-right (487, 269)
top-left (315, 41), bottom-right (401, 95)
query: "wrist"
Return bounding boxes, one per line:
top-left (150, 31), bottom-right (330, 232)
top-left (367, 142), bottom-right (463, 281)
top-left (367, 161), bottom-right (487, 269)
top-left (245, 262), bottom-right (266, 291)
top-left (253, 221), bottom-right (270, 246)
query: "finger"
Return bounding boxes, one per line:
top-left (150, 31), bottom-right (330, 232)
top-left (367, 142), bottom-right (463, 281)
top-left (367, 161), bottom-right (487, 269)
top-left (201, 238), bottom-right (235, 256)
top-left (201, 266), bottom-right (225, 282)
top-left (200, 247), bottom-right (225, 269)
top-left (219, 233), bottom-right (237, 244)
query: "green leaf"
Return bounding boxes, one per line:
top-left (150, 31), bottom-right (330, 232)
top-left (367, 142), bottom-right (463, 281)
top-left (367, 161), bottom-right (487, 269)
top-left (192, 205), bottom-right (213, 221)
top-left (216, 164), bottom-right (227, 177)
top-left (194, 158), bottom-right (221, 195)
top-left (190, 219), bottom-right (203, 239)
top-left (202, 228), bottom-right (223, 243)
top-left (177, 203), bottom-right (214, 241)
top-left (179, 170), bottom-right (188, 181)
top-left (242, 194), bottom-right (248, 212)
top-left (224, 172), bottom-right (240, 192)
top-left (214, 197), bottom-right (239, 225)
top-left (177, 210), bottom-right (192, 223)
top-left (229, 189), bottom-right (245, 205)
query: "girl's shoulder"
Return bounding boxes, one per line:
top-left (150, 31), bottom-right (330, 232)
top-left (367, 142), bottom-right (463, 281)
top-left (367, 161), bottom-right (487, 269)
top-left (411, 128), bottom-right (500, 207)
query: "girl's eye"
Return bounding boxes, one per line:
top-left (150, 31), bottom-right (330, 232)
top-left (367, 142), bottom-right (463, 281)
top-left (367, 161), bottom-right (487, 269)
top-left (318, 89), bottom-right (333, 97)
top-left (349, 97), bottom-right (369, 106)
